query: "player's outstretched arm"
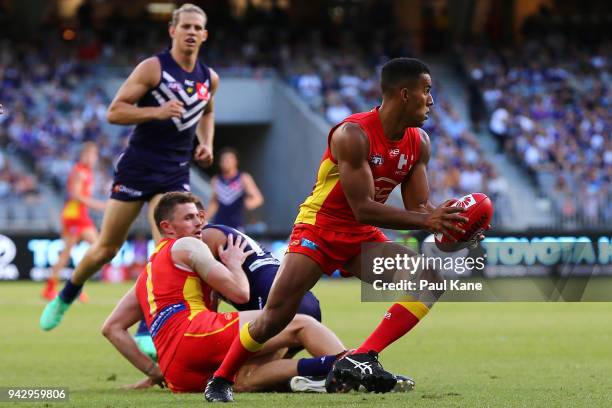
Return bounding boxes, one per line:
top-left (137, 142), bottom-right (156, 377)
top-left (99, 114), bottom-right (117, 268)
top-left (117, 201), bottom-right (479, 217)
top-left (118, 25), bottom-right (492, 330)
top-left (401, 128), bottom-right (435, 212)
top-left (107, 57), bottom-right (184, 125)
top-left (401, 129), bottom-right (482, 240)
top-left (69, 168), bottom-right (105, 211)
top-left (332, 123), bottom-right (466, 232)
top-left (193, 68), bottom-right (220, 168)
top-left (101, 286), bottom-right (165, 388)
top-left (171, 236), bottom-right (252, 304)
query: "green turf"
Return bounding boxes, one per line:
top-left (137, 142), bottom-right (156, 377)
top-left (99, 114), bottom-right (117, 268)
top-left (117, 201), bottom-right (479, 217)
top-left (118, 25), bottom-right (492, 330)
top-left (1, 280), bottom-right (612, 407)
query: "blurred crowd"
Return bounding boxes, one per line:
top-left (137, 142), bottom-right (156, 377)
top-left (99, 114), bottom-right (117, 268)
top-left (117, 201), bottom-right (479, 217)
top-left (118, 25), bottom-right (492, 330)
top-left (3, 3), bottom-right (608, 230)
top-left (462, 9), bottom-right (611, 227)
top-left (0, 150), bottom-right (40, 202)
top-left (0, 41), bottom-right (125, 202)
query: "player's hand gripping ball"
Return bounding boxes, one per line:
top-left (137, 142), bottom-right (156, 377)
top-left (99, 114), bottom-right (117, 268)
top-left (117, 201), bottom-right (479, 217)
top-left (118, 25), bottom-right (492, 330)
top-left (434, 193), bottom-right (493, 252)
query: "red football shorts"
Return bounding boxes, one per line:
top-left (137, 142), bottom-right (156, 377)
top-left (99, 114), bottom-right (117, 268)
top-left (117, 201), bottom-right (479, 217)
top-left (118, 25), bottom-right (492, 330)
top-left (164, 311), bottom-right (239, 393)
top-left (286, 223), bottom-right (388, 276)
top-left (61, 216), bottom-right (95, 237)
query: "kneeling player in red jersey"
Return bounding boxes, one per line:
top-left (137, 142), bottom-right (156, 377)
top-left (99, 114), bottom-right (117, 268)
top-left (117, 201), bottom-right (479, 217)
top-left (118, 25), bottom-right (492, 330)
top-left (102, 192), bottom-right (347, 394)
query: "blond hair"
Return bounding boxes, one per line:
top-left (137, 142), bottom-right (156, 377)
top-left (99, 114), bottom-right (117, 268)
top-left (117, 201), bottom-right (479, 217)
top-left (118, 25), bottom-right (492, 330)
top-left (170, 3), bottom-right (207, 27)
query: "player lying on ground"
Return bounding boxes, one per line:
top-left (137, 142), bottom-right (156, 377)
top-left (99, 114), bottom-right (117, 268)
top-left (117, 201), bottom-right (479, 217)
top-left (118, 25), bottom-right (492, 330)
top-left (205, 58), bottom-right (486, 402)
top-left (102, 192), bottom-right (350, 393)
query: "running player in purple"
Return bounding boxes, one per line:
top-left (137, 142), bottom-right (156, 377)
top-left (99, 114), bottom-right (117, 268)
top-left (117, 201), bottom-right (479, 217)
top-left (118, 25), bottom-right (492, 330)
top-left (41, 4), bottom-right (218, 330)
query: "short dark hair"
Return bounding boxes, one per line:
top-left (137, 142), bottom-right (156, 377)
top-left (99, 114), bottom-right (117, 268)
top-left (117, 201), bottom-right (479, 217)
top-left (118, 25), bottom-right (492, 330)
top-left (380, 58), bottom-right (431, 96)
top-left (218, 147), bottom-right (239, 161)
top-left (154, 192), bottom-right (200, 230)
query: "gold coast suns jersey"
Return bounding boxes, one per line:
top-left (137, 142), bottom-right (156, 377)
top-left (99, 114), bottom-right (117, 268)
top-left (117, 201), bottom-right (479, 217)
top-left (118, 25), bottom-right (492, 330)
top-left (135, 238), bottom-right (219, 371)
top-left (295, 107), bottom-right (422, 233)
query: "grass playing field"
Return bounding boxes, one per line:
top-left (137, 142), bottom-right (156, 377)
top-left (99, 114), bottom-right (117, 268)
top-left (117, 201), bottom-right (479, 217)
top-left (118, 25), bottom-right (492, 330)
top-left (1, 280), bottom-right (611, 407)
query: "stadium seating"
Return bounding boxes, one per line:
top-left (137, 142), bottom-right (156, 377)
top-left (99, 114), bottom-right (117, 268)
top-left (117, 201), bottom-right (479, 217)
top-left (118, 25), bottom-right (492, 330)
top-left (461, 15), bottom-right (610, 228)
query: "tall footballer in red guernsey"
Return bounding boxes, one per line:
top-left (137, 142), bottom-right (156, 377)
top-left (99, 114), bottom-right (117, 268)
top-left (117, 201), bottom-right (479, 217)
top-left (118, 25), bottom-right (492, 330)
top-left (42, 142), bottom-right (105, 300)
top-left (206, 58), bottom-right (473, 401)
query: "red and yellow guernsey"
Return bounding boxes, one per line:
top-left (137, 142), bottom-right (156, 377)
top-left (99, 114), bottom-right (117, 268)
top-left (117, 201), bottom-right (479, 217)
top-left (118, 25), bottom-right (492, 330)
top-left (61, 163), bottom-right (93, 221)
top-left (295, 107), bottom-right (421, 233)
top-left (135, 238), bottom-right (222, 372)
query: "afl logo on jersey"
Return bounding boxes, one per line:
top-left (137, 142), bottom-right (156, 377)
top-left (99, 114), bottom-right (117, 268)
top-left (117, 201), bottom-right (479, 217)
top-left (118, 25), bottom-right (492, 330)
top-left (370, 154), bottom-right (384, 166)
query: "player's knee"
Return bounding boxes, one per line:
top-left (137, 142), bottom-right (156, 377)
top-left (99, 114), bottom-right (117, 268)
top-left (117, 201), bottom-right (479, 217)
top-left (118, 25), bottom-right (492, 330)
top-left (258, 307), bottom-right (295, 339)
top-left (292, 313), bottom-right (318, 328)
top-left (100, 320), bottom-right (114, 339)
top-left (92, 243), bottom-right (122, 265)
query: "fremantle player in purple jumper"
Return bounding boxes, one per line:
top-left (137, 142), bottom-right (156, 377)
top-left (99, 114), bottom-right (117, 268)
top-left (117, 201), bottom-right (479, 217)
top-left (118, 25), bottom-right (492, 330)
top-left (41, 4), bottom-right (218, 330)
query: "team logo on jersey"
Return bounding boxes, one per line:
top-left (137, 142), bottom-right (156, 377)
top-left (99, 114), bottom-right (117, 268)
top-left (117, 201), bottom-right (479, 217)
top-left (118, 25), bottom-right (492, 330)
top-left (167, 81), bottom-right (183, 92)
top-left (398, 153), bottom-right (412, 170)
top-left (369, 154), bottom-right (384, 166)
top-left (196, 82), bottom-right (210, 101)
top-left (155, 71), bottom-right (210, 131)
top-left (184, 79), bottom-right (195, 86)
top-left (389, 148), bottom-right (400, 157)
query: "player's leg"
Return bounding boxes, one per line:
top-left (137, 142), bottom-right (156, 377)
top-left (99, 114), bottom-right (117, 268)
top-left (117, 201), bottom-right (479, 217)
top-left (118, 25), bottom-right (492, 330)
top-left (146, 193), bottom-right (163, 243)
top-left (42, 231), bottom-right (79, 300)
top-left (234, 313), bottom-right (345, 392)
top-left (40, 199), bottom-right (144, 331)
top-left (349, 241), bottom-right (442, 354)
top-left (72, 226), bottom-right (99, 303)
top-left (329, 240), bottom-right (443, 392)
top-left (79, 225), bottom-right (99, 244)
top-left (71, 199), bottom-right (143, 284)
top-left (205, 253), bottom-right (323, 401)
top-left (239, 311), bottom-right (343, 358)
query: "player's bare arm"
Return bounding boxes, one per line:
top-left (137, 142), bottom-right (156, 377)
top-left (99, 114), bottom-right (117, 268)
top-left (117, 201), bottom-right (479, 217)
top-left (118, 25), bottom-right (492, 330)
top-left (400, 128), bottom-right (468, 238)
top-left (206, 176), bottom-right (220, 218)
top-left (101, 286), bottom-right (165, 388)
top-left (193, 68), bottom-right (219, 168)
top-left (401, 129), bottom-right (435, 212)
top-left (171, 235), bottom-right (252, 304)
top-left (332, 123), bottom-right (466, 231)
top-left (107, 57), bottom-right (184, 125)
top-left (200, 226), bottom-right (227, 258)
top-left (242, 173), bottom-right (264, 210)
top-left (69, 170), bottom-right (105, 211)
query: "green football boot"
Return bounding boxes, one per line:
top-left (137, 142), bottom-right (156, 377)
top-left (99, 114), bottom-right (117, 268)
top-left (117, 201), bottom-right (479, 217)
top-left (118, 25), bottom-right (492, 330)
top-left (40, 296), bottom-right (71, 331)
